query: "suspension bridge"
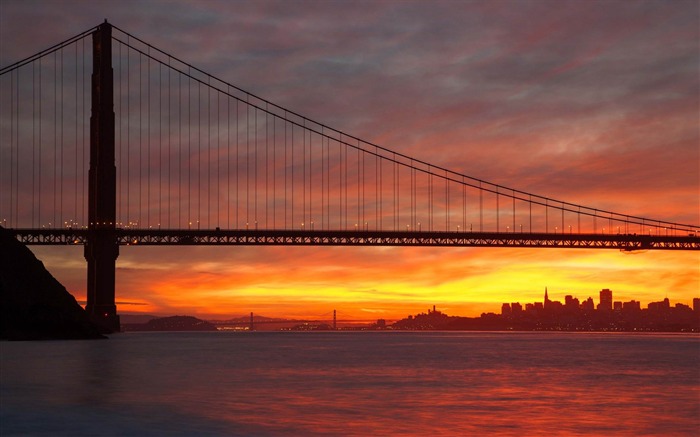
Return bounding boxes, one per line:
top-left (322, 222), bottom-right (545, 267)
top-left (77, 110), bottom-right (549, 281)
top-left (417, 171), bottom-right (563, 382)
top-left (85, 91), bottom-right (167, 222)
top-left (1, 21), bottom-right (698, 331)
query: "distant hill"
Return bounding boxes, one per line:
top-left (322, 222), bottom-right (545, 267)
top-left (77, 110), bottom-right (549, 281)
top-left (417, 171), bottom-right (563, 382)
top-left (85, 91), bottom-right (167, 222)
top-left (119, 314), bottom-right (159, 325)
top-left (0, 226), bottom-right (106, 340)
top-left (123, 315), bottom-right (218, 332)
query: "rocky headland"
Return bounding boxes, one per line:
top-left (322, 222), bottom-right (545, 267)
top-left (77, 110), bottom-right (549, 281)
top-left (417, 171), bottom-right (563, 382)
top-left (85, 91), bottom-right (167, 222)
top-left (0, 227), bottom-right (106, 340)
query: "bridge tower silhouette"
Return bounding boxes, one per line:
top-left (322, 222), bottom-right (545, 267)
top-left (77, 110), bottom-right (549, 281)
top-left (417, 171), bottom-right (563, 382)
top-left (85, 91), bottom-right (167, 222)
top-left (1, 21), bottom-right (698, 333)
top-left (85, 22), bottom-right (119, 331)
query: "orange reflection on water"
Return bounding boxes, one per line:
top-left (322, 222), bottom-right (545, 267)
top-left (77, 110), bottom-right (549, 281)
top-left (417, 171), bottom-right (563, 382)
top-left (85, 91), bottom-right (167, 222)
top-left (121, 332), bottom-right (700, 436)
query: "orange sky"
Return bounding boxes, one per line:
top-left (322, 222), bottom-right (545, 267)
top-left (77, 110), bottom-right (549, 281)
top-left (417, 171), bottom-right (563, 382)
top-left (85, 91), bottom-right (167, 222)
top-left (30, 244), bottom-right (700, 321)
top-left (3, 1), bottom-right (699, 321)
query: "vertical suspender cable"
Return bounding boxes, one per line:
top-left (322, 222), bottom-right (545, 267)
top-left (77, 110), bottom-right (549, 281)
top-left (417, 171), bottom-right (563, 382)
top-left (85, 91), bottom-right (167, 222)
top-left (117, 42), bottom-right (121, 225)
top-left (197, 81), bottom-right (201, 227)
top-left (82, 38), bottom-right (86, 226)
top-left (462, 177), bottom-right (467, 232)
top-left (227, 88), bottom-right (231, 228)
top-left (338, 138), bottom-right (342, 229)
top-left (246, 103), bottom-right (250, 226)
top-left (254, 107), bottom-right (257, 228)
top-left (291, 123), bottom-right (294, 228)
top-left (139, 51), bottom-right (143, 227)
top-left (74, 42), bottom-right (78, 225)
top-left (302, 123), bottom-right (306, 227)
top-left (320, 129), bottom-right (324, 229)
top-left (32, 62), bottom-right (36, 227)
top-left (479, 182), bottom-right (483, 232)
top-left (126, 40), bottom-right (130, 226)
top-left (513, 190), bottom-right (516, 233)
top-left (207, 84), bottom-right (211, 228)
top-left (60, 47), bottom-right (64, 227)
top-left (496, 188), bottom-right (499, 233)
top-left (158, 61), bottom-right (162, 227)
top-left (235, 100), bottom-right (239, 228)
top-left (357, 145), bottom-right (360, 229)
top-left (38, 58), bottom-right (42, 227)
top-left (53, 52), bottom-right (57, 227)
top-left (177, 71), bottom-right (181, 228)
top-left (9, 70), bottom-right (14, 226)
top-left (446, 171), bottom-right (449, 231)
top-left (272, 114), bottom-right (276, 228)
top-left (16, 68), bottom-right (20, 226)
top-left (147, 53), bottom-right (151, 228)
top-left (217, 91), bottom-right (220, 228)
top-left (309, 130), bottom-right (313, 228)
top-left (284, 117), bottom-right (287, 229)
top-left (265, 107), bottom-right (268, 228)
top-left (376, 147), bottom-right (379, 230)
top-left (187, 71), bottom-right (191, 226)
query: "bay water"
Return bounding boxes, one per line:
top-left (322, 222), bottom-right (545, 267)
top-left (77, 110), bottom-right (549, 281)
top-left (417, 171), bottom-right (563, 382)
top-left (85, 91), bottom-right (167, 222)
top-left (2, 331), bottom-right (698, 436)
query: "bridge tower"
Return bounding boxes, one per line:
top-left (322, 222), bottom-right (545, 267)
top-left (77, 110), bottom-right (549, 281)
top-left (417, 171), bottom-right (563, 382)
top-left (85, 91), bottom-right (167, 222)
top-left (84, 21), bottom-right (120, 332)
top-left (333, 310), bottom-right (337, 330)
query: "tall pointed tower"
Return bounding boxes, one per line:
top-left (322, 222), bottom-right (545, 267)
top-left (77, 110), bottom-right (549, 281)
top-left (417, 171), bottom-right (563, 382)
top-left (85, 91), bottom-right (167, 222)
top-left (544, 287), bottom-right (551, 309)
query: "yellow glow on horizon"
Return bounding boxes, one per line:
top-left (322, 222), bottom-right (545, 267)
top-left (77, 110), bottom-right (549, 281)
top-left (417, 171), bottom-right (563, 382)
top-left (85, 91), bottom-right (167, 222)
top-left (98, 245), bottom-right (700, 320)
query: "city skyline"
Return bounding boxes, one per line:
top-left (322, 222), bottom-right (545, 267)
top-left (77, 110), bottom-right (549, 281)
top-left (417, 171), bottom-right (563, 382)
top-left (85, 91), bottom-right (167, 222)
top-left (499, 287), bottom-right (699, 316)
top-left (1, 0), bottom-right (698, 320)
top-left (119, 286), bottom-right (699, 322)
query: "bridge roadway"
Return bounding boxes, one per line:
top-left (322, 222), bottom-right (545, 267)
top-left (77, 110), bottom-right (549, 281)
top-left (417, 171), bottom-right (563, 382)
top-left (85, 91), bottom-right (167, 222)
top-left (10, 228), bottom-right (700, 251)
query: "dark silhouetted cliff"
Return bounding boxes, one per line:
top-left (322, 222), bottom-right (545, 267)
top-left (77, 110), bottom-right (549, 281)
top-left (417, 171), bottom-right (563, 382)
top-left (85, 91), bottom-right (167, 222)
top-left (0, 227), bottom-right (106, 340)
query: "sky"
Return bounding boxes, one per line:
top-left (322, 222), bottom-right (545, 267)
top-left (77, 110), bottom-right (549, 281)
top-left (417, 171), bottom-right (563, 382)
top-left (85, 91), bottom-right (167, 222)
top-left (1, 0), bottom-right (698, 320)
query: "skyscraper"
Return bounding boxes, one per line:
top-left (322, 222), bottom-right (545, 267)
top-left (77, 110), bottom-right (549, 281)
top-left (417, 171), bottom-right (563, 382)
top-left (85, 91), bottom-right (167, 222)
top-left (598, 289), bottom-right (613, 311)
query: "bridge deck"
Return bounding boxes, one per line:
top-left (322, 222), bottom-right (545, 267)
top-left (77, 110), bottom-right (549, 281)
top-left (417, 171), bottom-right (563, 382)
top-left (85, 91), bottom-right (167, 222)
top-left (9, 228), bottom-right (699, 251)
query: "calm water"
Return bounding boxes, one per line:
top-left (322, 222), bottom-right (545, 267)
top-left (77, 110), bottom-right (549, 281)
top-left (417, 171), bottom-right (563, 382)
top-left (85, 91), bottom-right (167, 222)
top-left (1, 331), bottom-right (699, 436)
